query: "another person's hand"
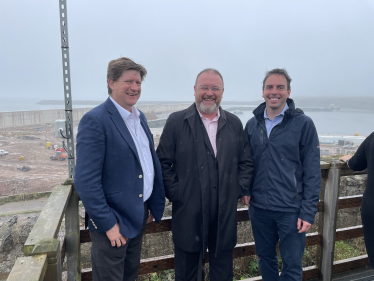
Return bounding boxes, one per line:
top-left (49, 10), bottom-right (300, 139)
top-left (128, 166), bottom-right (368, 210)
top-left (106, 223), bottom-right (128, 247)
top-left (241, 196), bottom-right (251, 206)
top-left (147, 213), bottom-right (154, 224)
top-left (339, 155), bottom-right (352, 162)
top-left (297, 218), bottom-right (311, 233)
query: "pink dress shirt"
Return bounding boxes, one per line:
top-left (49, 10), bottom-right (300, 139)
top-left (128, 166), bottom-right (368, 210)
top-left (197, 108), bottom-right (220, 157)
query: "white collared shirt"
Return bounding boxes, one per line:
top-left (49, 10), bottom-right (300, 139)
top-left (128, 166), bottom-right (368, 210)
top-left (110, 97), bottom-right (154, 202)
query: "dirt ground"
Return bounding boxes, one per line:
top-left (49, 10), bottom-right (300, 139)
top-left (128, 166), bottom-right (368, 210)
top-left (0, 123), bottom-right (76, 182)
top-left (0, 122), bottom-right (163, 183)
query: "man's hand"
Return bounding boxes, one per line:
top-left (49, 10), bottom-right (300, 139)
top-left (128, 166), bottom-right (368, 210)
top-left (106, 223), bottom-right (128, 247)
top-left (146, 213), bottom-right (154, 224)
top-left (297, 218), bottom-right (311, 233)
top-left (339, 155), bottom-right (352, 162)
top-left (241, 196), bottom-right (251, 206)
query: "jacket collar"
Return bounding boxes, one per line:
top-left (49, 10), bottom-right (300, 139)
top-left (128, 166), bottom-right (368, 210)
top-left (253, 98), bottom-right (296, 120)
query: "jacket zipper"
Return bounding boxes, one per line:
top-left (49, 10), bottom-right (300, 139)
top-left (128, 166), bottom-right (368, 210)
top-left (293, 165), bottom-right (298, 199)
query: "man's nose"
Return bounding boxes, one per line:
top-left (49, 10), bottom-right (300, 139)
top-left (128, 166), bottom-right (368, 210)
top-left (130, 82), bottom-right (139, 91)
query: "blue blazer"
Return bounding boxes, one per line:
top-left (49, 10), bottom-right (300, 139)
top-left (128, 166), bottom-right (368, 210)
top-left (75, 98), bottom-right (165, 238)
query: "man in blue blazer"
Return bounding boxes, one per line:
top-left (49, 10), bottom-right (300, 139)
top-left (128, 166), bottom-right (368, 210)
top-left (75, 57), bottom-right (165, 281)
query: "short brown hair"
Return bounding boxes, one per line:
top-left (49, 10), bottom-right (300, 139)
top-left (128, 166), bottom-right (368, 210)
top-left (195, 68), bottom-right (224, 87)
top-left (262, 68), bottom-right (292, 90)
top-left (107, 57), bottom-right (147, 95)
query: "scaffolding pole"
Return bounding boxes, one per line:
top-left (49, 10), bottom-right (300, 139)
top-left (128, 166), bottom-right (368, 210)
top-left (59, 0), bottom-right (75, 178)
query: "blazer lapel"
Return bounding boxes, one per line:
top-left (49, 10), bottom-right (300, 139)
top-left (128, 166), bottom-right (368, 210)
top-left (105, 98), bottom-right (140, 163)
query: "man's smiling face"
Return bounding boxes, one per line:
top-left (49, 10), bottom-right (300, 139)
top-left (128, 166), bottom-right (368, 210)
top-left (194, 71), bottom-right (224, 115)
top-left (109, 70), bottom-right (142, 112)
top-left (262, 74), bottom-right (290, 112)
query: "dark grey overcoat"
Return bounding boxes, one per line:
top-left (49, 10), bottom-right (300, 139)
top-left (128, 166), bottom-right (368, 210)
top-left (156, 104), bottom-right (254, 254)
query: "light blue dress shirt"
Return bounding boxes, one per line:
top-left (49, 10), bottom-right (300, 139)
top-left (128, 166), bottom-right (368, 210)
top-left (264, 103), bottom-right (289, 138)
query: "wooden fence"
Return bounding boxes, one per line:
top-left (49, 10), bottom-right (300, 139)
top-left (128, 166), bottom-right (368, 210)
top-left (7, 161), bottom-right (369, 281)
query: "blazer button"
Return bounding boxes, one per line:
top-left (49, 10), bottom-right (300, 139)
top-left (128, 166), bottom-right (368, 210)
top-left (139, 175), bottom-right (143, 178)
top-left (139, 194), bottom-right (143, 198)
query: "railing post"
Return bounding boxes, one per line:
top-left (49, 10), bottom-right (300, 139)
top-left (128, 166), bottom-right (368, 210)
top-left (321, 161), bottom-right (341, 281)
top-left (31, 239), bottom-right (62, 281)
top-left (316, 161), bottom-right (330, 277)
top-left (64, 178), bottom-right (81, 280)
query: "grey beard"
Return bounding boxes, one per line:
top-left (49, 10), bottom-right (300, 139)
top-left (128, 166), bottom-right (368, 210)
top-left (197, 101), bottom-right (219, 114)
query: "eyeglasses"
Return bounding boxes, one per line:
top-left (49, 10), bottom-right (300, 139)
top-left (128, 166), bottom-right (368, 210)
top-left (198, 86), bottom-right (222, 92)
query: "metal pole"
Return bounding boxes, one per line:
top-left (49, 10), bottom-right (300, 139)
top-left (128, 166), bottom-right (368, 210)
top-left (59, 0), bottom-right (75, 178)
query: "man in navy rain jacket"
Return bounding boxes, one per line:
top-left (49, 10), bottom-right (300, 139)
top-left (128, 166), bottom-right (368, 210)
top-left (241, 68), bottom-right (321, 281)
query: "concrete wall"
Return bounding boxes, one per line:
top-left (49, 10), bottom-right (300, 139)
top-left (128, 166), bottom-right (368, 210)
top-left (0, 104), bottom-right (190, 129)
top-left (0, 108), bottom-right (91, 129)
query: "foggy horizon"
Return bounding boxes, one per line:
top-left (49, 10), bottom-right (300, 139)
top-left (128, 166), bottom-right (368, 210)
top-left (1, 0), bottom-right (374, 103)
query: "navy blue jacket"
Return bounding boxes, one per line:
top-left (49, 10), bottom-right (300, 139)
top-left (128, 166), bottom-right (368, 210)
top-left (75, 98), bottom-right (165, 238)
top-left (244, 99), bottom-right (321, 224)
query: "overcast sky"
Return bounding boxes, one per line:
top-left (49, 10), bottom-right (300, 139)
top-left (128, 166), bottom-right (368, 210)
top-left (1, 0), bottom-right (374, 103)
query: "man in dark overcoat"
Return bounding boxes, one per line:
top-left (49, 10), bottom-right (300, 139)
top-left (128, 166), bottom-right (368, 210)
top-left (156, 68), bottom-right (254, 281)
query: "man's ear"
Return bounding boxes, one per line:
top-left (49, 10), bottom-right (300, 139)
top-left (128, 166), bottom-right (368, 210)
top-left (108, 78), bottom-right (115, 91)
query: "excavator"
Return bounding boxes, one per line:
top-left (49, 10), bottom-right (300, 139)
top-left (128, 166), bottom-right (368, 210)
top-left (50, 151), bottom-right (67, 161)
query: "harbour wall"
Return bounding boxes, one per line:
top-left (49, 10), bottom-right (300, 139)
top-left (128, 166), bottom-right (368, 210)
top-left (0, 104), bottom-right (190, 129)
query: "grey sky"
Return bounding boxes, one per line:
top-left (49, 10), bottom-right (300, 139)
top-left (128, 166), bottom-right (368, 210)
top-left (1, 0), bottom-right (374, 103)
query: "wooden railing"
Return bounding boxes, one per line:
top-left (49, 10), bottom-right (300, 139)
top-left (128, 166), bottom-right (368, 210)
top-left (7, 178), bottom-right (80, 281)
top-left (7, 161), bottom-right (369, 281)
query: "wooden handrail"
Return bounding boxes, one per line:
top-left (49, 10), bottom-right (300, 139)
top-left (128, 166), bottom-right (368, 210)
top-left (8, 161), bottom-right (369, 281)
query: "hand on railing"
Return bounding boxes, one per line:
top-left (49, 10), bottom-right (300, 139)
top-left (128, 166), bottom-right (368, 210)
top-left (339, 155), bottom-right (352, 162)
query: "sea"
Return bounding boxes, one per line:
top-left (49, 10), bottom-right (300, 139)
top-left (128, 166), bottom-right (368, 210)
top-left (1, 98), bottom-right (373, 136)
top-left (231, 107), bottom-right (374, 137)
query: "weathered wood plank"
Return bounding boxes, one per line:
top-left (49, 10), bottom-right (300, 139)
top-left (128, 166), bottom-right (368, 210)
top-left (332, 255), bottom-right (370, 274)
top-left (320, 161), bottom-right (331, 170)
top-left (233, 242), bottom-right (256, 258)
top-left (7, 254), bottom-right (47, 281)
top-left (65, 185), bottom-right (81, 281)
top-left (305, 232), bottom-right (322, 247)
top-left (221, 265), bottom-right (319, 281)
top-left (81, 208), bottom-right (251, 243)
top-left (31, 239), bottom-right (61, 281)
top-left (321, 162), bottom-right (341, 281)
top-left (24, 185), bottom-right (72, 256)
top-left (338, 195), bottom-right (362, 209)
top-left (335, 225), bottom-right (363, 241)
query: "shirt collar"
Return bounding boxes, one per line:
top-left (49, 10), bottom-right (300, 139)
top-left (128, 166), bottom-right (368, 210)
top-left (196, 105), bottom-right (220, 121)
top-left (110, 96), bottom-right (139, 121)
top-left (264, 103), bottom-right (289, 120)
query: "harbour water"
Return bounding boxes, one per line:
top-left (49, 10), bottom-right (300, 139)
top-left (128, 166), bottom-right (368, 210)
top-left (0, 98), bottom-right (373, 136)
top-left (232, 108), bottom-right (374, 137)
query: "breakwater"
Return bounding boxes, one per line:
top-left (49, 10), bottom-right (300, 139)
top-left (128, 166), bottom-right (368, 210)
top-left (0, 104), bottom-right (190, 129)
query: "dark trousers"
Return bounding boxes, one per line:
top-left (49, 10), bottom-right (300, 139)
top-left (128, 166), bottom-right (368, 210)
top-left (361, 204), bottom-right (374, 268)
top-left (249, 206), bottom-right (305, 281)
top-left (90, 203), bottom-right (148, 281)
top-left (174, 221), bottom-right (234, 281)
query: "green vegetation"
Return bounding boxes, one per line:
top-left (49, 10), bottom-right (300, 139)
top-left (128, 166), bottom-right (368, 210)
top-left (149, 269), bottom-right (175, 281)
